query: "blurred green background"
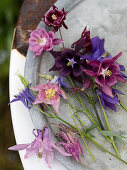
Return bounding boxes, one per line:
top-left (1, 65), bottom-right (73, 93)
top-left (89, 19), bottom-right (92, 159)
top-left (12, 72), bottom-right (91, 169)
top-left (0, 0), bottom-right (23, 169)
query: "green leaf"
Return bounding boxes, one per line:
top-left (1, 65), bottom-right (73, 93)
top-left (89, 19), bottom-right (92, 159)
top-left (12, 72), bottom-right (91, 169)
top-left (86, 124), bottom-right (98, 134)
top-left (17, 73), bottom-right (29, 87)
top-left (100, 130), bottom-right (114, 137)
top-left (114, 136), bottom-right (124, 144)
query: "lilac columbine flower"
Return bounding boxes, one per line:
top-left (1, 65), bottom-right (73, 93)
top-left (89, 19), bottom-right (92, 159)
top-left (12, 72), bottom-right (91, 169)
top-left (8, 127), bottom-right (71, 168)
top-left (50, 47), bottom-right (87, 78)
top-left (29, 28), bottom-right (63, 56)
top-left (42, 5), bottom-right (68, 31)
top-left (56, 124), bottom-right (84, 162)
top-left (84, 52), bottom-right (126, 96)
top-left (82, 37), bottom-right (112, 61)
top-left (10, 85), bottom-right (35, 109)
top-left (97, 89), bottom-right (124, 112)
top-left (31, 80), bottom-right (67, 114)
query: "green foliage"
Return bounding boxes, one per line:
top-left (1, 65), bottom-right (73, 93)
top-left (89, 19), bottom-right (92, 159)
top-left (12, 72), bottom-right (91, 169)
top-left (100, 130), bottom-right (126, 144)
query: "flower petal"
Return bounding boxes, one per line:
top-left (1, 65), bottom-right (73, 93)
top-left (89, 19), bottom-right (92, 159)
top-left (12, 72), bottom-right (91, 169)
top-left (102, 85), bottom-right (113, 97)
top-left (8, 144), bottom-right (30, 151)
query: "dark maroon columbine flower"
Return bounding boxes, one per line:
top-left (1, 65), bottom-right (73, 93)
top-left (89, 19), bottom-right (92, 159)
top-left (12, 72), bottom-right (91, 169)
top-left (84, 52), bottom-right (126, 96)
top-left (71, 27), bottom-right (93, 53)
top-left (42, 5), bottom-right (68, 31)
top-left (56, 124), bottom-right (84, 162)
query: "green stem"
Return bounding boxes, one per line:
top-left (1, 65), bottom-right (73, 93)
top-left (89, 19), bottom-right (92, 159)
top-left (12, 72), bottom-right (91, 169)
top-left (97, 94), bottom-right (120, 158)
top-left (59, 28), bottom-right (65, 49)
top-left (34, 104), bottom-right (127, 165)
top-left (120, 102), bottom-right (127, 111)
top-left (91, 97), bottom-right (104, 130)
top-left (67, 103), bottom-right (96, 162)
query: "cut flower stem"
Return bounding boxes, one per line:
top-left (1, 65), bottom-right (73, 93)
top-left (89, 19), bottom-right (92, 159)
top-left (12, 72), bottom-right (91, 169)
top-left (34, 103), bottom-right (127, 165)
top-left (97, 94), bottom-right (120, 158)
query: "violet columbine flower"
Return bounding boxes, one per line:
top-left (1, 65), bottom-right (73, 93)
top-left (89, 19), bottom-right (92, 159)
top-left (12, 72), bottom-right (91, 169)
top-left (10, 85), bottom-right (35, 109)
top-left (84, 52), bottom-right (126, 96)
top-left (50, 47), bottom-right (87, 78)
top-left (51, 75), bottom-right (70, 89)
top-left (8, 127), bottom-right (71, 168)
top-left (96, 89), bottom-right (124, 112)
top-left (31, 80), bottom-right (67, 114)
top-left (29, 28), bottom-right (63, 56)
top-left (56, 124), bottom-right (84, 162)
top-left (42, 5), bottom-right (68, 31)
top-left (82, 36), bottom-right (112, 61)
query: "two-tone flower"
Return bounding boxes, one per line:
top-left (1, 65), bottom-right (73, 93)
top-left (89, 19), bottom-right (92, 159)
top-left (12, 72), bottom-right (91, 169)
top-left (84, 52), bottom-right (126, 96)
top-left (42, 5), bottom-right (68, 31)
top-left (8, 127), bottom-right (71, 167)
top-left (29, 28), bottom-right (63, 56)
top-left (31, 80), bottom-right (67, 114)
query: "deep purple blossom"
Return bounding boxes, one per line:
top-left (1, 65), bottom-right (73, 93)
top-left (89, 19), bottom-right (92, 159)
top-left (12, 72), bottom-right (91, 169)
top-left (50, 47), bottom-right (87, 78)
top-left (56, 124), bottom-right (84, 162)
top-left (29, 28), bottom-right (63, 56)
top-left (10, 85), bottom-right (35, 109)
top-left (8, 127), bottom-right (71, 168)
top-left (97, 89), bottom-right (124, 112)
top-left (42, 5), bottom-right (68, 31)
top-left (82, 37), bottom-right (112, 61)
top-left (84, 52), bottom-right (126, 96)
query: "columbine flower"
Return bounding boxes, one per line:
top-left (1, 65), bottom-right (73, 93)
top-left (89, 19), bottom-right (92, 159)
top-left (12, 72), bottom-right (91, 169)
top-left (51, 75), bottom-right (70, 89)
top-left (8, 127), bottom-right (71, 168)
top-left (10, 85), bottom-right (35, 109)
top-left (96, 89), bottom-right (124, 112)
top-left (42, 5), bottom-right (68, 31)
top-left (50, 47), bottom-right (87, 77)
top-left (56, 124), bottom-right (84, 162)
top-left (71, 27), bottom-right (93, 53)
top-left (84, 52), bottom-right (126, 96)
top-left (31, 80), bottom-right (67, 114)
top-left (29, 28), bottom-right (63, 56)
top-left (82, 36), bottom-right (112, 61)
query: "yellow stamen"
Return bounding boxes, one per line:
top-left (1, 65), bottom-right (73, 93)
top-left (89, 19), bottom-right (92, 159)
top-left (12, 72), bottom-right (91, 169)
top-left (103, 51), bottom-right (111, 58)
top-left (105, 70), bottom-right (112, 77)
top-left (38, 152), bottom-right (42, 158)
top-left (45, 88), bottom-right (55, 100)
top-left (51, 14), bottom-right (57, 20)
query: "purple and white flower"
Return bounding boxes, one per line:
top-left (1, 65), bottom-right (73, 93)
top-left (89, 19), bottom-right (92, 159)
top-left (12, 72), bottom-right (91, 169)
top-left (29, 28), bottom-right (63, 56)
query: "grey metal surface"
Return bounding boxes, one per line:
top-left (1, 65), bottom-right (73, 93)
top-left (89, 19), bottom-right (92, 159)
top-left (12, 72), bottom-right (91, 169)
top-left (25, 0), bottom-right (127, 169)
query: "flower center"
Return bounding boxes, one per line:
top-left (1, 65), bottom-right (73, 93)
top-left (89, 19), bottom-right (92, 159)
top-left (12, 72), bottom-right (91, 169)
top-left (45, 88), bottom-right (55, 100)
top-left (38, 152), bottom-right (42, 158)
top-left (102, 69), bottom-right (112, 77)
top-left (51, 14), bottom-right (57, 20)
top-left (36, 38), bottom-right (47, 46)
top-left (67, 58), bottom-right (75, 67)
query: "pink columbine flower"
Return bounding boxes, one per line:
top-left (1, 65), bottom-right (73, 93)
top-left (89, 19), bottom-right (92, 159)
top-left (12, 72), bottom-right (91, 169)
top-left (42, 5), bottom-right (68, 31)
top-left (84, 52), bottom-right (126, 96)
top-left (31, 80), bottom-right (67, 114)
top-left (29, 28), bottom-right (63, 56)
top-left (56, 124), bottom-right (84, 162)
top-left (8, 127), bottom-right (71, 168)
